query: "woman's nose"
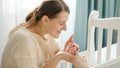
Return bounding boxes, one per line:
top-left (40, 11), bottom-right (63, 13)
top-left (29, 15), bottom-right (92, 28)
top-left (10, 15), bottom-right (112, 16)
top-left (62, 24), bottom-right (67, 31)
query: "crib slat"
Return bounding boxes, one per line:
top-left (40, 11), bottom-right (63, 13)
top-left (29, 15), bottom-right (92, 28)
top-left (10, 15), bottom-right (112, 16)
top-left (117, 30), bottom-right (120, 57)
top-left (97, 28), bottom-right (103, 64)
top-left (106, 29), bottom-right (112, 60)
top-left (88, 27), bottom-right (96, 64)
top-left (66, 62), bottom-right (71, 68)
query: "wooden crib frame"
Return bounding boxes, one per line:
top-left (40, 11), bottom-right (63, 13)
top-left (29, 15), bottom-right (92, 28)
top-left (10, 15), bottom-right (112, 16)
top-left (87, 10), bottom-right (120, 65)
top-left (60, 10), bottom-right (120, 68)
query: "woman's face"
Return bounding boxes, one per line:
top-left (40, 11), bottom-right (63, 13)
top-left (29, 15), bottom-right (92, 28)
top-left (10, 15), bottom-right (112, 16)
top-left (47, 11), bottom-right (69, 38)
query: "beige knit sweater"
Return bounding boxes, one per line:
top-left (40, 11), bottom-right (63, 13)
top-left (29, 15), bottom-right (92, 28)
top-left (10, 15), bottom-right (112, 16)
top-left (1, 27), bottom-right (60, 68)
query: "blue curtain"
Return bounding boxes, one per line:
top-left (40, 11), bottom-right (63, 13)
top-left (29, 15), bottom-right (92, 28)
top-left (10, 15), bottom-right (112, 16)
top-left (74, 0), bottom-right (88, 51)
top-left (74, 0), bottom-right (120, 51)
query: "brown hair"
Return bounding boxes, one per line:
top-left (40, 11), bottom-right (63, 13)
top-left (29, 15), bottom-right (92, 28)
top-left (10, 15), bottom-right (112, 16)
top-left (26, 0), bottom-right (70, 27)
top-left (9, 0), bottom-right (70, 37)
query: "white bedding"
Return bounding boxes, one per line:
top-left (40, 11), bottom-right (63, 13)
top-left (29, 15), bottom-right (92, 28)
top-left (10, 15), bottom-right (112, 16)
top-left (91, 44), bottom-right (120, 68)
top-left (95, 43), bottom-right (117, 63)
top-left (93, 43), bottom-right (120, 68)
top-left (94, 57), bottom-right (120, 68)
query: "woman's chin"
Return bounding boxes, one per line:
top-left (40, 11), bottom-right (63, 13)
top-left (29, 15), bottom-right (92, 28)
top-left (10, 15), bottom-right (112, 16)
top-left (54, 35), bottom-right (59, 38)
top-left (54, 34), bottom-right (60, 38)
top-left (50, 34), bottom-right (60, 38)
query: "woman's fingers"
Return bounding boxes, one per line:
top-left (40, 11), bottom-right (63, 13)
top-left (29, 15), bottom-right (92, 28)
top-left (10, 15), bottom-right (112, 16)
top-left (71, 43), bottom-right (80, 55)
top-left (67, 35), bottom-right (74, 42)
top-left (73, 43), bottom-right (80, 51)
top-left (65, 42), bottom-right (73, 51)
top-left (64, 35), bottom-right (80, 56)
top-left (65, 42), bottom-right (80, 55)
top-left (64, 35), bottom-right (74, 51)
top-left (67, 46), bottom-right (75, 55)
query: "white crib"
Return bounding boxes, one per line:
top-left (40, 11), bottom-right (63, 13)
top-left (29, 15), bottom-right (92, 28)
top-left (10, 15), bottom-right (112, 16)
top-left (86, 10), bottom-right (120, 68)
top-left (58, 10), bottom-right (120, 68)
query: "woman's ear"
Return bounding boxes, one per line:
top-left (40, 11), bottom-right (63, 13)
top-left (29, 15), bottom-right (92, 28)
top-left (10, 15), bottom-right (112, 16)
top-left (41, 15), bottom-right (49, 24)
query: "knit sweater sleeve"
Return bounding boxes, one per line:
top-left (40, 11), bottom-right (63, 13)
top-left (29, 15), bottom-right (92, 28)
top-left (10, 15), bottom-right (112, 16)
top-left (11, 31), bottom-right (43, 68)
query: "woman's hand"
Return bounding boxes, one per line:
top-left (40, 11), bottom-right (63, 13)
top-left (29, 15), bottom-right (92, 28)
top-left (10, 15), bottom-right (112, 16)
top-left (56, 51), bottom-right (90, 68)
top-left (64, 35), bottom-right (79, 55)
top-left (62, 35), bottom-right (90, 68)
top-left (71, 55), bottom-right (90, 68)
top-left (55, 51), bottom-right (74, 62)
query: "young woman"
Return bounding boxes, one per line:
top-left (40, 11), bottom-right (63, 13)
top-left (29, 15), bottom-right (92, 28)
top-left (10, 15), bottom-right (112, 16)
top-left (1, 0), bottom-right (90, 68)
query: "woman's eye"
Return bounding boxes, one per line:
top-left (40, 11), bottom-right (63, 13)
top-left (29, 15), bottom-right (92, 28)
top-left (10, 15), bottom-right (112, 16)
top-left (59, 23), bottom-right (64, 25)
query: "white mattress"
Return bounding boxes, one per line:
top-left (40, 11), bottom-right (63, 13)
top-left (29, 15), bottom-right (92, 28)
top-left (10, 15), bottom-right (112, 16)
top-left (95, 43), bottom-right (117, 63)
top-left (94, 57), bottom-right (120, 68)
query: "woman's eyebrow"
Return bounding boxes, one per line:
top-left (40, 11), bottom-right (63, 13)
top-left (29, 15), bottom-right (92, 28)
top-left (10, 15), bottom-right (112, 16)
top-left (60, 20), bottom-right (66, 22)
